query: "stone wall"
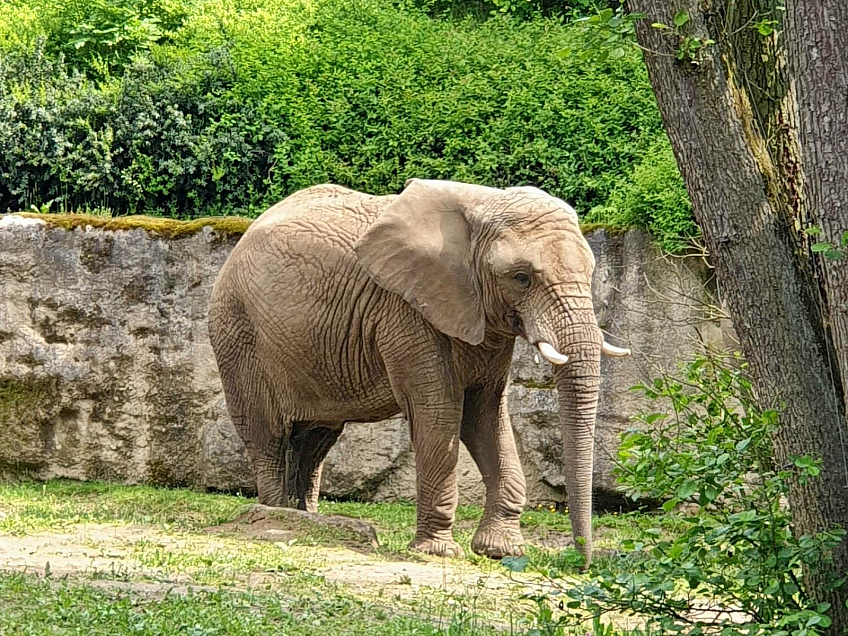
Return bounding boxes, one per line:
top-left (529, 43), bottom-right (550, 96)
top-left (0, 214), bottom-right (725, 506)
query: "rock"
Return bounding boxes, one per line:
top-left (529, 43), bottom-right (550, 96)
top-left (206, 504), bottom-right (380, 549)
top-left (0, 217), bottom-right (725, 506)
top-left (0, 214), bottom-right (45, 228)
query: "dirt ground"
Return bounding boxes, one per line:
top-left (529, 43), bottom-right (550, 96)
top-left (0, 508), bottom-right (535, 601)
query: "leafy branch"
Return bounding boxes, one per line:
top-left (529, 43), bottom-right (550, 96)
top-left (570, 6), bottom-right (714, 66)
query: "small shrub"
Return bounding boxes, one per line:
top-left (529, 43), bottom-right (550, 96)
top-left (518, 352), bottom-right (845, 636)
top-left (0, 44), bottom-right (283, 216)
top-left (586, 140), bottom-right (698, 252)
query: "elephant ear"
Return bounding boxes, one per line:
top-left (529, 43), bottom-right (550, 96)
top-left (354, 179), bottom-right (497, 345)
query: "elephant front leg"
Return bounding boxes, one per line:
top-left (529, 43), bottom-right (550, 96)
top-left (407, 403), bottom-right (464, 558)
top-left (461, 383), bottom-right (526, 558)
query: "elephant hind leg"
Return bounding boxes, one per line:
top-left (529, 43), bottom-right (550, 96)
top-left (244, 423), bottom-right (290, 508)
top-left (217, 359), bottom-right (291, 506)
top-left (288, 424), bottom-right (343, 513)
top-left (230, 400), bottom-right (290, 506)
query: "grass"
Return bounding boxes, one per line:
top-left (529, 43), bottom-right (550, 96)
top-left (0, 480), bottom-right (250, 535)
top-left (0, 480), bottom-right (681, 635)
top-left (0, 570), bottom-right (507, 636)
top-left (320, 499), bottom-right (685, 570)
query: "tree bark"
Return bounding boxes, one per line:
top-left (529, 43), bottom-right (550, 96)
top-left (785, 0), bottom-right (848, 460)
top-left (626, 0), bottom-right (848, 631)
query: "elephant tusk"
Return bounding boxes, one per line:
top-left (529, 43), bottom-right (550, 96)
top-left (602, 341), bottom-right (631, 357)
top-left (536, 342), bottom-right (569, 365)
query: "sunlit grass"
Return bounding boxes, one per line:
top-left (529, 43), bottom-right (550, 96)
top-left (0, 570), bottom-right (511, 636)
top-left (0, 480), bottom-right (674, 635)
top-left (0, 479), bottom-right (251, 535)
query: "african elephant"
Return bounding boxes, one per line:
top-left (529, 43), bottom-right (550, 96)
top-left (208, 179), bottom-right (629, 565)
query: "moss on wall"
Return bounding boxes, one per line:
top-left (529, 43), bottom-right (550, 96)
top-left (0, 378), bottom-right (57, 471)
top-left (12, 213), bottom-right (615, 240)
top-left (0, 377), bottom-right (52, 417)
top-left (17, 214), bottom-right (253, 239)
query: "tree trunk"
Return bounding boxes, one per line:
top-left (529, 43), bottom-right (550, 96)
top-left (785, 0), bottom-right (848, 454)
top-left (626, 0), bottom-right (848, 631)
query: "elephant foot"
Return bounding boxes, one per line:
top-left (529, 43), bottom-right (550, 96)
top-left (471, 521), bottom-right (525, 559)
top-left (408, 535), bottom-right (464, 558)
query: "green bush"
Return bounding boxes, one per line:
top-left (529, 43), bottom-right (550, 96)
top-left (0, 44), bottom-right (286, 216)
top-left (0, 0), bottom-right (669, 221)
top-left (401, 0), bottom-right (615, 20)
top-left (0, 0), bottom-right (188, 77)
top-left (586, 139), bottom-right (699, 252)
top-left (518, 353), bottom-right (845, 636)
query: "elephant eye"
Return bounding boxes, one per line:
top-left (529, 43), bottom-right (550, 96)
top-left (513, 272), bottom-right (531, 288)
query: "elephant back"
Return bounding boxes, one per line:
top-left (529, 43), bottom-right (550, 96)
top-left (247, 184), bottom-right (396, 239)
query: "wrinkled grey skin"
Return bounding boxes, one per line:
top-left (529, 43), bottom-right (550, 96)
top-left (209, 179), bottom-right (612, 564)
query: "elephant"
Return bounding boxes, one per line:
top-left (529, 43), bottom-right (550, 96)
top-left (208, 179), bottom-right (630, 565)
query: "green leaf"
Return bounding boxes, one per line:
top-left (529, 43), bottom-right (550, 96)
top-left (673, 11), bottom-right (690, 27)
top-left (841, 230), bottom-right (848, 247)
top-left (501, 555), bottom-right (529, 572)
top-left (811, 242), bottom-right (833, 252)
top-left (804, 226), bottom-right (822, 236)
top-left (677, 480), bottom-right (698, 500)
top-left (662, 498), bottom-right (680, 512)
top-left (651, 22), bottom-right (671, 30)
top-left (824, 248), bottom-right (845, 260)
top-left (794, 456), bottom-right (814, 468)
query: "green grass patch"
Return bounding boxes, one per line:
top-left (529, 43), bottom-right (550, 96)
top-left (0, 481), bottom-right (682, 634)
top-left (0, 480), bottom-right (679, 559)
top-left (0, 480), bottom-right (251, 535)
top-left (0, 570), bottom-right (505, 636)
top-left (129, 537), bottom-right (302, 585)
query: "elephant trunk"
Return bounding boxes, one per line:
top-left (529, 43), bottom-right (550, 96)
top-left (546, 308), bottom-right (602, 569)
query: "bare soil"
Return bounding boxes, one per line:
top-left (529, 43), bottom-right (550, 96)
top-left (0, 516), bottom-right (526, 601)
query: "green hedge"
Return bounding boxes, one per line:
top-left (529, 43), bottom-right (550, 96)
top-left (586, 141), bottom-right (698, 252)
top-left (0, 0), bottom-right (695, 250)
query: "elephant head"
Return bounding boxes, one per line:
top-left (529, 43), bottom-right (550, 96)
top-left (354, 178), bottom-right (630, 566)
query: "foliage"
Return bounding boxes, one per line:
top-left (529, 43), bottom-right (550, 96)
top-left (0, 0), bottom-right (189, 77)
top-left (803, 226), bottom-right (848, 261)
top-left (573, 5), bottom-right (714, 68)
top-left (586, 140), bottom-right (698, 252)
top-left (0, 43), bottom-right (287, 217)
top-left (570, 5), bottom-right (645, 62)
top-left (649, 11), bottom-right (715, 66)
top-left (0, 0), bottom-right (670, 226)
top-left (404, 0), bottom-right (615, 20)
top-left (517, 353), bottom-right (845, 635)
